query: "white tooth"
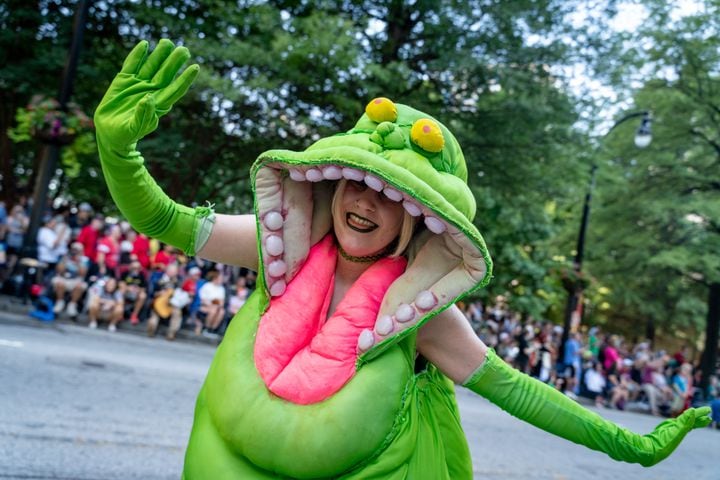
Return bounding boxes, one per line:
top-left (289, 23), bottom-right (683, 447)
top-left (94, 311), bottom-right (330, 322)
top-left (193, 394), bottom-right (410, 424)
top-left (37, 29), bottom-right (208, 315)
top-left (289, 169), bottom-right (306, 181)
top-left (375, 315), bottom-right (394, 336)
top-left (263, 211), bottom-right (283, 231)
top-left (322, 165), bottom-right (343, 180)
top-left (395, 304), bottom-right (416, 323)
top-left (269, 279), bottom-right (286, 297)
top-left (357, 329), bottom-right (375, 351)
top-left (402, 200), bottom-right (422, 217)
top-left (415, 290), bottom-right (437, 311)
top-left (267, 259), bottom-right (287, 277)
top-left (265, 235), bottom-right (284, 256)
top-left (383, 187), bottom-right (403, 202)
top-left (342, 167), bottom-right (365, 181)
top-left (364, 174), bottom-right (384, 192)
top-left (424, 216), bottom-right (446, 234)
top-left (305, 168), bottom-right (324, 182)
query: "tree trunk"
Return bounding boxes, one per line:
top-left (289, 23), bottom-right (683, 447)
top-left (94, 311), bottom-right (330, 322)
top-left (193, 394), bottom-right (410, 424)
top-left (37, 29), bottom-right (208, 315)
top-left (699, 282), bottom-right (720, 396)
top-left (645, 316), bottom-right (655, 346)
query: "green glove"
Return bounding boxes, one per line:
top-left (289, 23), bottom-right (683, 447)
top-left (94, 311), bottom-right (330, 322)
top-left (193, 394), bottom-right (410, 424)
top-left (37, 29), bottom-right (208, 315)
top-left (464, 348), bottom-right (711, 467)
top-left (94, 39), bottom-right (209, 255)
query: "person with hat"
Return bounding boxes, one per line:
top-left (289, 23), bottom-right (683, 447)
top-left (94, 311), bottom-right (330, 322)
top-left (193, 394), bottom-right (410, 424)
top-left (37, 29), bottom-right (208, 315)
top-left (94, 40), bottom-right (712, 479)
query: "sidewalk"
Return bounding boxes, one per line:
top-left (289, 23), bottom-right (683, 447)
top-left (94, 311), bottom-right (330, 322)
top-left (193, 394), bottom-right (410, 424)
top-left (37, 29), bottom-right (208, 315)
top-left (0, 294), bottom-right (221, 346)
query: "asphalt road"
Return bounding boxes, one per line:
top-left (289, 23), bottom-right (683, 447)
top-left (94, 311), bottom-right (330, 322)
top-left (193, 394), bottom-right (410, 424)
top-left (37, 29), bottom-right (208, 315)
top-left (0, 311), bottom-right (717, 480)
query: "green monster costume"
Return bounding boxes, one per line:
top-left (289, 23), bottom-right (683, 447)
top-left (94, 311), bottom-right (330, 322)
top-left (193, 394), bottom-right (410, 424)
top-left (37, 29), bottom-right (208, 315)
top-left (95, 40), bottom-right (711, 479)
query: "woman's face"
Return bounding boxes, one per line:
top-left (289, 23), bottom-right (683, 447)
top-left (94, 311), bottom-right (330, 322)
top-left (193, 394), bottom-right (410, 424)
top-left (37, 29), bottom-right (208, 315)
top-left (333, 180), bottom-right (404, 257)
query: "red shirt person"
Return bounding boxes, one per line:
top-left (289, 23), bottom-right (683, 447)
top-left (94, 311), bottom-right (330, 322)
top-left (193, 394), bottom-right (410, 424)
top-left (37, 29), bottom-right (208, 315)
top-left (76, 216), bottom-right (104, 263)
top-left (96, 224), bottom-right (122, 277)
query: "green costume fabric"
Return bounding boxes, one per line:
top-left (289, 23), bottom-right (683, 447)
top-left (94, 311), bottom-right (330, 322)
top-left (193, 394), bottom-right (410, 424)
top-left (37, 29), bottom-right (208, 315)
top-left (95, 40), bottom-right (710, 479)
top-left (464, 349), bottom-right (712, 467)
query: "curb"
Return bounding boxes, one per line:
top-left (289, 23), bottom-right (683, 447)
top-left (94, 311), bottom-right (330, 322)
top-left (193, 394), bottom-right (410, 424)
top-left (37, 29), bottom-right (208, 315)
top-left (0, 294), bottom-right (221, 346)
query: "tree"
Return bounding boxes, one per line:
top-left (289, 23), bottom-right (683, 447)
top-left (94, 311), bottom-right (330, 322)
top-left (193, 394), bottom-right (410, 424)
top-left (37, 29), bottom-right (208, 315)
top-left (586, 0), bottom-right (719, 391)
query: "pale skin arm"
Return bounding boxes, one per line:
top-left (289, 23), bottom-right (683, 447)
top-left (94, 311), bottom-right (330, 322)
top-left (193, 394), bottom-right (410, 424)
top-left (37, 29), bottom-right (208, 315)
top-left (196, 213), bottom-right (259, 270)
top-left (416, 304), bottom-right (488, 384)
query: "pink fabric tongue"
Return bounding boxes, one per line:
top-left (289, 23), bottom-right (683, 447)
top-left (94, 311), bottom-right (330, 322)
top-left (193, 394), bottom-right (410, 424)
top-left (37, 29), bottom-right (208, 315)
top-left (254, 234), bottom-right (406, 405)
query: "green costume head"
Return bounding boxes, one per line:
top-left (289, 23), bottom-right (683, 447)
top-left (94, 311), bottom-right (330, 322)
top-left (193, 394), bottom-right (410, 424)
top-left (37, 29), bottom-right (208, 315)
top-left (252, 97), bottom-right (493, 360)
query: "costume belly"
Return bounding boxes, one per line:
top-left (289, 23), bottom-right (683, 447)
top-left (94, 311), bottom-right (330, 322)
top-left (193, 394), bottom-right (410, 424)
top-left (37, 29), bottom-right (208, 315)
top-left (183, 289), bottom-right (416, 479)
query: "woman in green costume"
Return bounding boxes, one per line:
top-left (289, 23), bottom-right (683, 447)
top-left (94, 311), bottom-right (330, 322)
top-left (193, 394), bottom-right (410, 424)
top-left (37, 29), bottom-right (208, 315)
top-left (95, 40), bottom-right (711, 479)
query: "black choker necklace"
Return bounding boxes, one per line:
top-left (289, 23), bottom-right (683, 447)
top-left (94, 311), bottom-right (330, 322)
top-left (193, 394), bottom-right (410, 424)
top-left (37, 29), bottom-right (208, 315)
top-left (337, 245), bottom-right (388, 263)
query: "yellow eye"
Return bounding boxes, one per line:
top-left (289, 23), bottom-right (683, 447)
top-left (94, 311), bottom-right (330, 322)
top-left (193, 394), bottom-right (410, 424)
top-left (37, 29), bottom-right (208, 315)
top-left (365, 97), bottom-right (398, 123)
top-left (410, 118), bottom-right (444, 153)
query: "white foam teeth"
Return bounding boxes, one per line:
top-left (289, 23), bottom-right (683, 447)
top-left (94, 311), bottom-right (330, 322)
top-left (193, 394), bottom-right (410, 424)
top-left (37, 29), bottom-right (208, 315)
top-left (395, 303), bottom-right (416, 323)
top-left (375, 315), bottom-right (394, 336)
top-left (342, 167), bottom-right (365, 181)
top-left (322, 166), bottom-right (343, 180)
top-left (265, 235), bottom-right (284, 256)
top-left (357, 329), bottom-right (375, 351)
top-left (415, 290), bottom-right (437, 311)
top-left (267, 259), bottom-right (287, 278)
top-left (364, 174), bottom-right (384, 192)
top-left (263, 211), bottom-right (283, 231)
top-left (424, 216), bottom-right (446, 234)
top-left (269, 279), bottom-right (286, 297)
top-left (382, 187), bottom-right (403, 202)
top-left (305, 168), bottom-right (324, 182)
top-left (402, 200), bottom-right (422, 217)
top-left (289, 169), bottom-right (306, 181)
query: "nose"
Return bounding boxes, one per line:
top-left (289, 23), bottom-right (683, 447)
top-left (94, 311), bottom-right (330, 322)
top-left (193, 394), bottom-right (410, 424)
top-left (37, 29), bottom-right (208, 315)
top-left (354, 187), bottom-right (378, 212)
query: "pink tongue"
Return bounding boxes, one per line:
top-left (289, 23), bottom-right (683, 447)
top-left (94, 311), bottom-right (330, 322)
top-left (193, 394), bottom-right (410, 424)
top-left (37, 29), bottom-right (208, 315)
top-left (254, 234), bottom-right (406, 405)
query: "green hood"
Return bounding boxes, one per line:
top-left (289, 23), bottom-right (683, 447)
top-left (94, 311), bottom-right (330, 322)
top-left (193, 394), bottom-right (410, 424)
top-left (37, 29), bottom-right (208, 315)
top-left (251, 98), bottom-right (492, 361)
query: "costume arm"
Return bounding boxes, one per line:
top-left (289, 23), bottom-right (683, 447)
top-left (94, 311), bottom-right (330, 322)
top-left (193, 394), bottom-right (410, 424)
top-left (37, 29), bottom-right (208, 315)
top-left (94, 39), bottom-right (209, 255)
top-left (463, 348), bottom-right (711, 466)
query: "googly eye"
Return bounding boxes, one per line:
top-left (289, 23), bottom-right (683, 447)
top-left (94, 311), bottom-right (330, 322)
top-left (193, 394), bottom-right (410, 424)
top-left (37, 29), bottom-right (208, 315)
top-left (365, 97), bottom-right (398, 123)
top-left (410, 118), bottom-right (445, 153)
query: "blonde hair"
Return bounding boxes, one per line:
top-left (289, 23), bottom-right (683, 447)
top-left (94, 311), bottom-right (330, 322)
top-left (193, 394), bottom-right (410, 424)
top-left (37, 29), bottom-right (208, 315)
top-left (331, 179), bottom-right (416, 258)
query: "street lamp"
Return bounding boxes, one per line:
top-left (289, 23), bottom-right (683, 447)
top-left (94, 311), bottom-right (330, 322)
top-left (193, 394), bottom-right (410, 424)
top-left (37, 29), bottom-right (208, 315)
top-left (558, 110), bottom-right (652, 366)
top-left (21, 0), bottom-right (92, 260)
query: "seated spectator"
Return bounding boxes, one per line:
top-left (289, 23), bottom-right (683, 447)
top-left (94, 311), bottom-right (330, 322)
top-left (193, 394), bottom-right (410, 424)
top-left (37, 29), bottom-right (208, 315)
top-left (670, 362), bottom-right (693, 416)
top-left (51, 242), bottom-right (89, 318)
top-left (147, 263), bottom-right (183, 340)
top-left (227, 276), bottom-right (250, 317)
top-left (583, 361), bottom-right (607, 408)
top-left (87, 277), bottom-right (124, 331)
top-left (195, 271), bottom-right (226, 336)
top-left (119, 260), bottom-right (148, 325)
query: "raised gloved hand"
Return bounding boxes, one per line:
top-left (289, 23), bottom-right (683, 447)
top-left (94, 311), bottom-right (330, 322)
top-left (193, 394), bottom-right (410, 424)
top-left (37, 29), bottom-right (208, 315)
top-left (95, 39), bottom-right (212, 254)
top-left (464, 348), bottom-right (711, 467)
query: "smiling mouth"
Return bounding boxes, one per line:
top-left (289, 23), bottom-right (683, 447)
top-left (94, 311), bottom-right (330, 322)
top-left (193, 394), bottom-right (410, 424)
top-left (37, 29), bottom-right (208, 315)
top-left (346, 212), bottom-right (378, 232)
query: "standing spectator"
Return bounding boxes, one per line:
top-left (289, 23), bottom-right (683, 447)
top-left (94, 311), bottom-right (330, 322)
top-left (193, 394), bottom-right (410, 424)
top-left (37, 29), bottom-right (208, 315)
top-left (671, 363), bottom-right (693, 416)
top-left (6, 205), bottom-right (29, 273)
top-left (119, 260), bottom-right (148, 325)
top-left (96, 224), bottom-right (121, 278)
top-left (196, 271), bottom-right (226, 336)
top-left (37, 215), bottom-right (66, 275)
top-left (127, 229), bottom-right (151, 270)
top-left (76, 215), bottom-right (104, 265)
top-left (87, 277), bottom-right (124, 331)
top-left (50, 242), bottom-right (89, 318)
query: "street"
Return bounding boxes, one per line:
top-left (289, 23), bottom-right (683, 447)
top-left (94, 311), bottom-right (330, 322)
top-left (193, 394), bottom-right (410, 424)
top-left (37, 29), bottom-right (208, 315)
top-left (1, 311), bottom-right (717, 480)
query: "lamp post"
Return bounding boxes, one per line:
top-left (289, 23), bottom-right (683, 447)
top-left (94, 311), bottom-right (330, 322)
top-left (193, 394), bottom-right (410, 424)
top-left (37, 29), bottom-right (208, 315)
top-left (21, 0), bottom-right (92, 260)
top-left (558, 111), bottom-right (652, 366)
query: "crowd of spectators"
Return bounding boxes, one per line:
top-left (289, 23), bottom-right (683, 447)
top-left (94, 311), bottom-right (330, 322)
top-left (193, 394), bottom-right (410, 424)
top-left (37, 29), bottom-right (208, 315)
top-left (1, 199), bottom-right (718, 427)
top-left (462, 300), bottom-right (720, 425)
top-left (0, 200), bottom-right (253, 340)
